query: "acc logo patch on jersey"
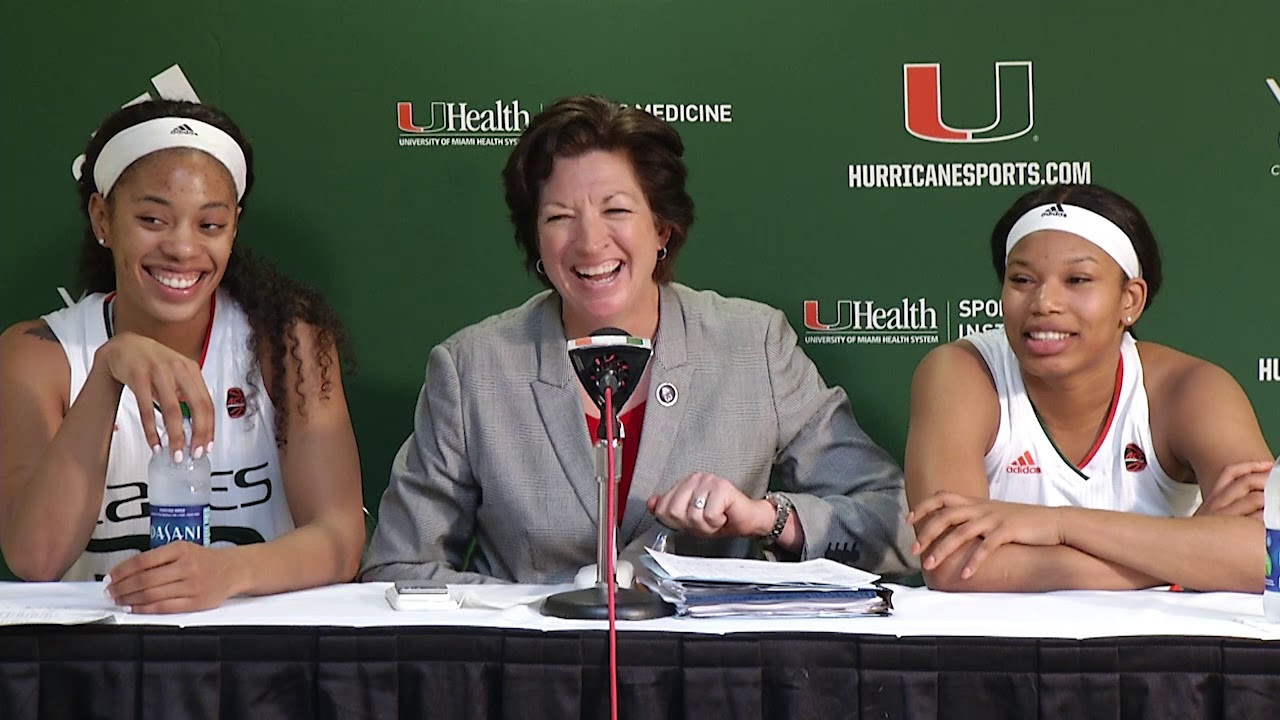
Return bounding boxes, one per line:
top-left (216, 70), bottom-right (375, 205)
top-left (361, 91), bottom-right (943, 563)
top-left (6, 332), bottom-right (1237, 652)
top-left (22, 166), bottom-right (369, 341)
top-left (226, 387), bottom-right (246, 419)
top-left (1124, 442), bottom-right (1147, 472)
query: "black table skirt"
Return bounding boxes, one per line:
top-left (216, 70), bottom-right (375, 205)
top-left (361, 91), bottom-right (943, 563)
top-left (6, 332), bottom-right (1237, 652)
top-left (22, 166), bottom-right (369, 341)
top-left (1, 626), bottom-right (1278, 719)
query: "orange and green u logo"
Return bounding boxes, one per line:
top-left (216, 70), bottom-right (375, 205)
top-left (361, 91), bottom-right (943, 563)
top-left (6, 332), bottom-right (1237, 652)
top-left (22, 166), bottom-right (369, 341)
top-left (904, 61), bottom-right (1034, 143)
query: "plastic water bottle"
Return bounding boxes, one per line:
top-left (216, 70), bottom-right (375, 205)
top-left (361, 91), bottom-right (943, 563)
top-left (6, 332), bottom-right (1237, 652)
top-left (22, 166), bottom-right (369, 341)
top-left (148, 403), bottom-right (211, 549)
top-left (1265, 457), bottom-right (1280, 622)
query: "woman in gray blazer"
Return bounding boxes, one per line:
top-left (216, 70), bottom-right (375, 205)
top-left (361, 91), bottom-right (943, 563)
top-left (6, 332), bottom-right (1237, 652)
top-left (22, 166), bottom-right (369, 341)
top-left (361, 96), bottom-right (915, 584)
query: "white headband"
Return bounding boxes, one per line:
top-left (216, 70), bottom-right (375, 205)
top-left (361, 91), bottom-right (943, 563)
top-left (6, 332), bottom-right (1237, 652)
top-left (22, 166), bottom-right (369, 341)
top-left (1005, 203), bottom-right (1141, 279)
top-left (93, 117), bottom-right (247, 201)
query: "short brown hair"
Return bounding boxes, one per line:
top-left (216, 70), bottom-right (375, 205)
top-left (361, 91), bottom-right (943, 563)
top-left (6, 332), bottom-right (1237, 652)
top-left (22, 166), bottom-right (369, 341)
top-left (502, 96), bottom-right (695, 287)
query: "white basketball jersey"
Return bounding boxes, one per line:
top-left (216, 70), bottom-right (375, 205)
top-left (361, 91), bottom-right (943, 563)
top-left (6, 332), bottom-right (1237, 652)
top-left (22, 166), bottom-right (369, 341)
top-left (965, 328), bottom-right (1200, 516)
top-left (43, 290), bottom-right (294, 581)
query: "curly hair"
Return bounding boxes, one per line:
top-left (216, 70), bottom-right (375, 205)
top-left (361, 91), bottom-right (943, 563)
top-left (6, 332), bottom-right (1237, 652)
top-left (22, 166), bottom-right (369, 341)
top-left (75, 100), bottom-right (352, 446)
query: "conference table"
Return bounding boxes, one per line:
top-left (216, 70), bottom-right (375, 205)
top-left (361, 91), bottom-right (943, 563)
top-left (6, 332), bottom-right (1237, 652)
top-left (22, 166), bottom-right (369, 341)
top-left (1, 581), bottom-right (1277, 719)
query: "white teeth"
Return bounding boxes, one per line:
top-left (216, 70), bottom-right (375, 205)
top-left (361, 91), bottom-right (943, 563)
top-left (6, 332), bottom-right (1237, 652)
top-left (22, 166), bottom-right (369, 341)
top-left (574, 260), bottom-right (621, 278)
top-left (149, 270), bottom-right (200, 290)
top-left (1029, 330), bottom-right (1070, 341)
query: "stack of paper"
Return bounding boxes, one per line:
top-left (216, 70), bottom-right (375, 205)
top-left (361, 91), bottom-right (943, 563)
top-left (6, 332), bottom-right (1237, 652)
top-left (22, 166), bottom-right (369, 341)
top-left (641, 549), bottom-right (892, 618)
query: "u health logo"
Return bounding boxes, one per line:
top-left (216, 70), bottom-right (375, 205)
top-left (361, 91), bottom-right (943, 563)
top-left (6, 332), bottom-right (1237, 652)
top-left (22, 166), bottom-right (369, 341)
top-left (904, 61), bottom-right (1034, 143)
top-left (396, 99), bottom-right (530, 147)
top-left (801, 298), bottom-right (940, 346)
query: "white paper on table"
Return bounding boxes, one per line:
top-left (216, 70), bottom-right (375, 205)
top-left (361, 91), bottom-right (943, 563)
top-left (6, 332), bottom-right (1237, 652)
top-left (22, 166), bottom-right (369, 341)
top-left (644, 549), bottom-right (879, 588)
top-left (1235, 616), bottom-right (1280, 639)
top-left (447, 583), bottom-right (575, 610)
top-left (0, 606), bottom-right (117, 625)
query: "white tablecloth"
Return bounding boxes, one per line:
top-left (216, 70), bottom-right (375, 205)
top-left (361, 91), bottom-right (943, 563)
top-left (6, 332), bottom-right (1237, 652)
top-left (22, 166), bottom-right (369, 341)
top-left (2, 581), bottom-right (1278, 640)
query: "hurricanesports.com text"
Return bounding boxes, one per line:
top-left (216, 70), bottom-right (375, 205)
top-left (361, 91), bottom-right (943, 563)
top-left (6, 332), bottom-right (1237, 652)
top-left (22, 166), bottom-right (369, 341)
top-left (847, 161), bottom-right (1091, 189)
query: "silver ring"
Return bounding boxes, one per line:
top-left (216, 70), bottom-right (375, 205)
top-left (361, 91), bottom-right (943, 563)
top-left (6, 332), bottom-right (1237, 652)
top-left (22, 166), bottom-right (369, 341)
top-left (692, 495), bottom-right (707, 510)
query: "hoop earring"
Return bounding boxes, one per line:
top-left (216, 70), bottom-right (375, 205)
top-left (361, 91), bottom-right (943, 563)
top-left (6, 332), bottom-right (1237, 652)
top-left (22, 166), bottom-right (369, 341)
top-left (657, 247), bottom-right (668, 261)
top-left (535, 259), bottom-right (545, 275)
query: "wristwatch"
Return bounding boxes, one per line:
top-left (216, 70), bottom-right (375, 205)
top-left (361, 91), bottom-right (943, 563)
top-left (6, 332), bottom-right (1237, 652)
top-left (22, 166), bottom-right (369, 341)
top-left (760, 492), bottom-right (793, 547)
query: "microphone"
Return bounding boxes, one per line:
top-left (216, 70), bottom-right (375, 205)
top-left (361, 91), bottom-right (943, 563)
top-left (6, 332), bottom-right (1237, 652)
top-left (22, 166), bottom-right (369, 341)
top-left (541, 326), bottom-right (673, 621)
top-left (567, 328), bottom-right (651, 439)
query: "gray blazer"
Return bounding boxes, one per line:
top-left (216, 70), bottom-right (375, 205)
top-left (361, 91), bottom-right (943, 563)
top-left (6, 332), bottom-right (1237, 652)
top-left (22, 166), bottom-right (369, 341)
top-left (361, 284), bottom-right (916, 583)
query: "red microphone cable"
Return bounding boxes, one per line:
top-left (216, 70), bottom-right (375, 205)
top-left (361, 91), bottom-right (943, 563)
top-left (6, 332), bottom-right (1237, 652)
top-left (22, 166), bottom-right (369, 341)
top-left (604, 386), bottom-right (619, 720)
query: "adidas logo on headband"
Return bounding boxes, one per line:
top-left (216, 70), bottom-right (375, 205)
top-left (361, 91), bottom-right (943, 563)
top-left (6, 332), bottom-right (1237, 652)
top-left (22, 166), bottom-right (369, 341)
top-left (1040, 203), bottom-right (1068, 218)
top-left (1008, 201), bottom-right (1141, 279)
top-left (94, 116), bottom-right (247, 201)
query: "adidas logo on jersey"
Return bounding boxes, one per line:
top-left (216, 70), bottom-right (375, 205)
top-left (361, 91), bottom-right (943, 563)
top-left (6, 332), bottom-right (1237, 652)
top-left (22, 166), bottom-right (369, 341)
top-left (1005, 450), bottom-right (1041, 474)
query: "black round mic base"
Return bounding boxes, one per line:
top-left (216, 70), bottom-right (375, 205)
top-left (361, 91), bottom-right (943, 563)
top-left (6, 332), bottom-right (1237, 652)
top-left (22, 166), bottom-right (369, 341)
top-left (541, 586), bottom-right (676, 620)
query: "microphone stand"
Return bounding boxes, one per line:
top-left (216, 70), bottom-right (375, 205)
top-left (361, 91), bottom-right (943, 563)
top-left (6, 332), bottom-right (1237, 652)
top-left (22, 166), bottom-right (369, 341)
top-left (541, 332), bottom-right (675, 621)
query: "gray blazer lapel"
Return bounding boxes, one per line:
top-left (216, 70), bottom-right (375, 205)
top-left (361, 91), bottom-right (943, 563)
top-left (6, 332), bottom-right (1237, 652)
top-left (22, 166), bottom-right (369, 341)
top-left (530, 297), bottom-right (598, 518)
top-left (621, 284), bottom-right (694, 540)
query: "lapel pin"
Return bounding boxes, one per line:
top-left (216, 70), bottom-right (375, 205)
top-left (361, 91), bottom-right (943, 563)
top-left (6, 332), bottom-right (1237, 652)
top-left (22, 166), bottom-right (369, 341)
top-left (655, 382), bottom-right (678, 407)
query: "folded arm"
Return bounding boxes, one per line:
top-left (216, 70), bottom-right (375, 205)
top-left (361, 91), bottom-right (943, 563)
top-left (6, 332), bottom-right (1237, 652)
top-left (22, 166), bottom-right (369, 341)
top-left (920, 535), bottom-right (1160, 592)
top-left (1052, 356), bottom-right (1274, 592)
top-left (907, 343), bottom-right (1155, 590)
top-left (908, 342), bottom-right (1270, 593)
top-left (910, 487), bottom-right (1264, 591)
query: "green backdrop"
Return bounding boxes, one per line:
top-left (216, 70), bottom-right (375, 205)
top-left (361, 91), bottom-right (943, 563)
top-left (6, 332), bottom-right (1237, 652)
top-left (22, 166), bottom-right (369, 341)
top-left (3, 1), bottom-right (1278, 577)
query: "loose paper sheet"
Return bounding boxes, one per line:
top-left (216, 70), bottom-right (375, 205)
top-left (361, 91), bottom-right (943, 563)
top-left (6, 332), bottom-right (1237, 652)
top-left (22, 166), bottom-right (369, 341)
top-left (645, 549), bottom-right (878, 587)
top-left (0, 607), bottom-right (117, 625)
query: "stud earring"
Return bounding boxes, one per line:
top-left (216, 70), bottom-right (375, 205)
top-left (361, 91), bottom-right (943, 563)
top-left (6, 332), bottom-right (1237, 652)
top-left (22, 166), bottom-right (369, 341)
top-left (97, 237), bottom-right (106, 246)
top-left (1125, 316), bottom-right (1132, 324)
